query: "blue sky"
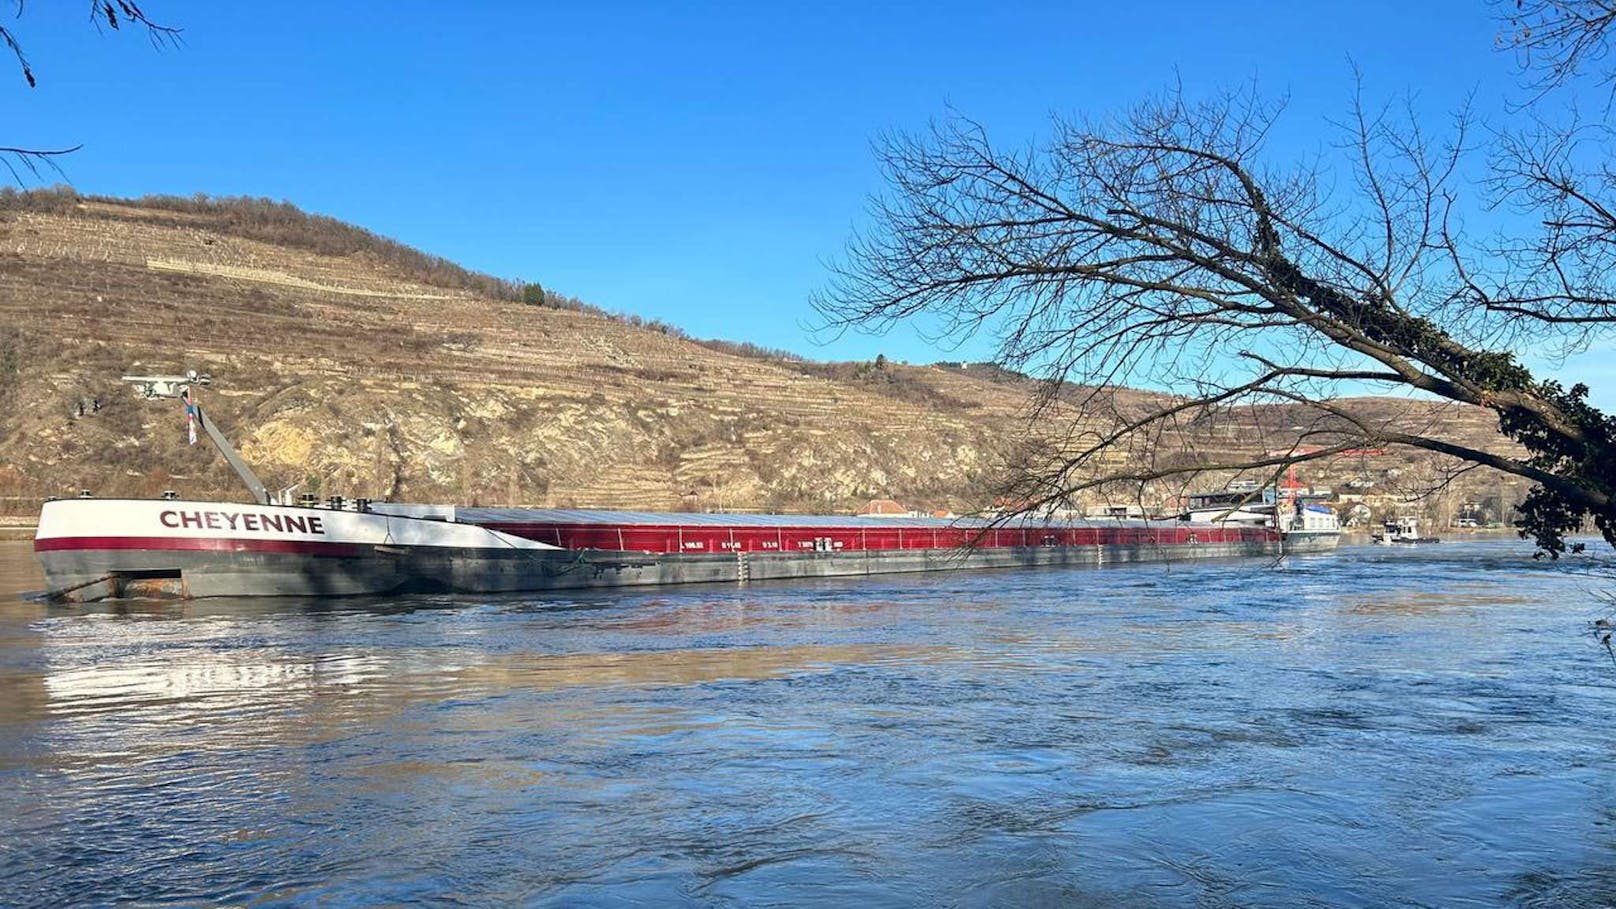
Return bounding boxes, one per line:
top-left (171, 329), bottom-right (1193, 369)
top-left (8, 0), bottom-right (1613, 404)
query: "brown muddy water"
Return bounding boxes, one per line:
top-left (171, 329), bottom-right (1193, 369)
top-left (1, 539), bottom-right (1615, 907)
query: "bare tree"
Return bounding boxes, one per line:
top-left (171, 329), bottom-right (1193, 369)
top-left (815, 71), bottom-right (1616, 556)
top-left (1499, 0), bottom-right (1616, 94)
top-left (1481, 2), bottom-right (1616, 346)
top-left (2, 1), bottom-right (178, 182)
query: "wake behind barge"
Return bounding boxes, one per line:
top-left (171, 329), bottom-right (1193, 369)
top-left (35, 498), bottom-right (1293, 602)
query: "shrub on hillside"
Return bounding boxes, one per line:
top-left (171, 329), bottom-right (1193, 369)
top-left (798, 359), bottom-right (969, 409)
top-left (690, 337), bottom-right (805, 362)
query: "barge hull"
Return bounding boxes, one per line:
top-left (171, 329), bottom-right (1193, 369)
top-left (38, 538), bottom-right (1280, 601)
top-left (34, 498), bottom-right (1300, 601)
top-left (1279, 532), bottom-right (1341, 555)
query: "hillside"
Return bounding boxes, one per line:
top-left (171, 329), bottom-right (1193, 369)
top-left (0, 191), bottom-right (1531, 523)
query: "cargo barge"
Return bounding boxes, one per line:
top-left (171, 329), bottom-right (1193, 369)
top-left (34, 498), bottom-right (1285, 601)
top-left (31, 372), bottom-right (1330, 602)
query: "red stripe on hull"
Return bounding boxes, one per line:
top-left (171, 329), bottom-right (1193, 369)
top-left (34, 536), bottom-right (367, 557)
top-left (35, 527), bottom-right (1280, 559)
top-left (475, 522), bottom-right (1279, 555)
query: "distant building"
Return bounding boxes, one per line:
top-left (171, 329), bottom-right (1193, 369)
top-left (859, 498), bottom-right (908, 516)
top-left (1343, 503), bottom-right (1374, 527)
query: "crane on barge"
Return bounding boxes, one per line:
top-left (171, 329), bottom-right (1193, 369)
top-left (120, 370), bottom-right (272, 506)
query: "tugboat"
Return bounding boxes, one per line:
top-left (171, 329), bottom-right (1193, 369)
top-left (1372, 516), bottom-right (1440, 545)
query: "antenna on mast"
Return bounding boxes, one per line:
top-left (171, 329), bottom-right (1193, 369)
top-left (121, 371), bottom-right (271, 505)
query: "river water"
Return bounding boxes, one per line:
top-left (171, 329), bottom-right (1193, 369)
top-left (2, 539), bottom-right (1615, 907)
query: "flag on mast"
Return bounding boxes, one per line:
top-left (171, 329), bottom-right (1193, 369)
top-left (182, 387), bottom-right (198, 446)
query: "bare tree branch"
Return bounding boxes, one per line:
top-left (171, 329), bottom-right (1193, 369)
top-left (2, 2), bottom-right (179, 183)
top-left (1498, 0), bottom-right (1616, 96)
top-left (817, 81), bottom-right (1616, 557)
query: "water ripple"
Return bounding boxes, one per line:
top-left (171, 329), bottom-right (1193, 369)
top-left (2, 539), bottom-right (1616, 906)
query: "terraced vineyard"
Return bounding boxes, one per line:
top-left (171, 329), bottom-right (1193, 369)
top-left (0, 193), bottom-right (1531, 522)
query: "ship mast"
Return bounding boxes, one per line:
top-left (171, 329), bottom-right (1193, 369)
top-left (121, 371), bottom-right (271, 505)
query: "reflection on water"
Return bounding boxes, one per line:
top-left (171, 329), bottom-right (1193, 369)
top-left (2, 540), bottom-right (1616, 906)
top-left (0, 539), bottom-right (42, 597)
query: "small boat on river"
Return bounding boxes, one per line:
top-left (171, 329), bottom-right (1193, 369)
top-left (1373, 517), bottom-right (1440, 545)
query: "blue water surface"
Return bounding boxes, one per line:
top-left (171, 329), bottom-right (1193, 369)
top-left (1, 539), bottom-right (1614, 907)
